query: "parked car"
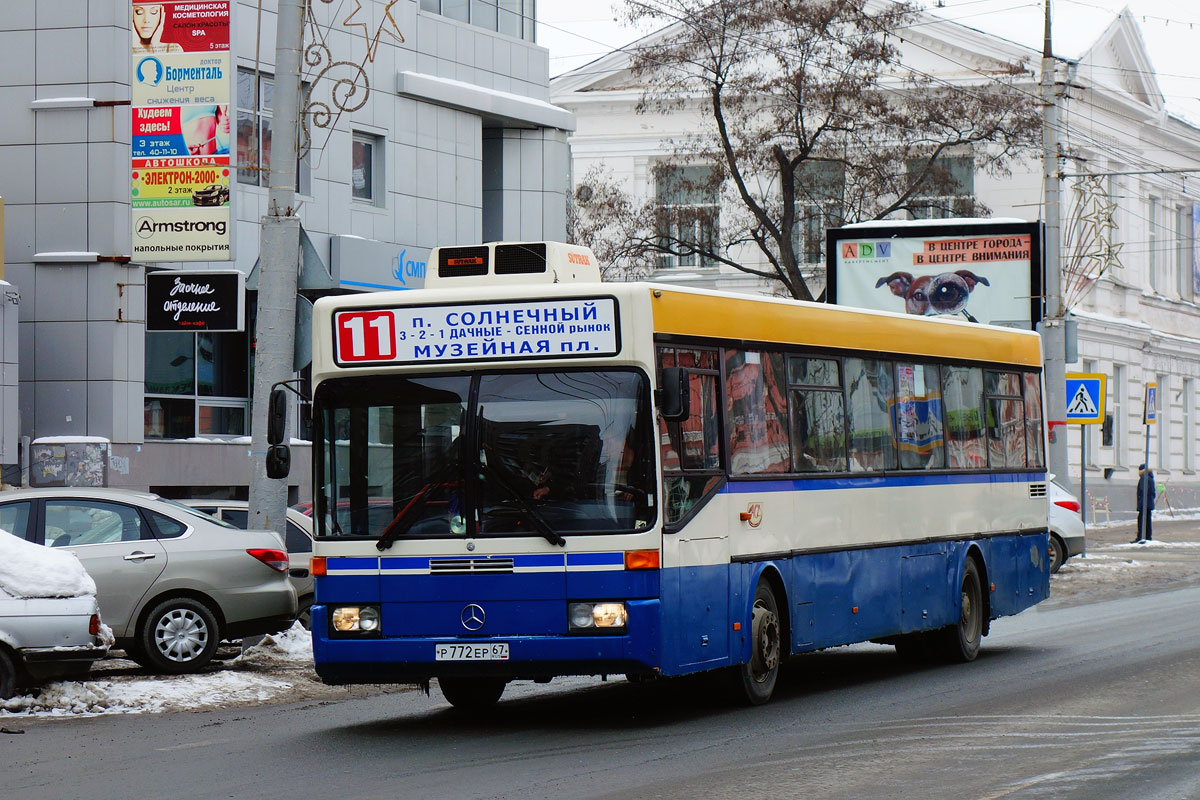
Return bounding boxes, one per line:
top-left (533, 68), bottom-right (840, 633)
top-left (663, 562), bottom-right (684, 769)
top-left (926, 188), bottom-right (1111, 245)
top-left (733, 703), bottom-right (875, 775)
top-left (0, 488), bottom-right (296, 674)
top-left (0, 526), bottom-right (110, 699)
top-left (178, 500), bottom-right (314, 628)
top-left (1048, 480), bottom-right (1086, 573)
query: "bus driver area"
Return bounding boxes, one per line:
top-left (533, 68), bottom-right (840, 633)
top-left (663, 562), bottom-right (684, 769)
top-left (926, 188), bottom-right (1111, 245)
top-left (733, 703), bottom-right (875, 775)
top-left (274, 240), bottom-right (1051, 709)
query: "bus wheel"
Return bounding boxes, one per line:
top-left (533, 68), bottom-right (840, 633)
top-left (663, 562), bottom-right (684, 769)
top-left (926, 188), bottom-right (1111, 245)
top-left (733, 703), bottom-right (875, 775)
top-left (737, 581), bottom-right (782, 705)
top-left (937, 558), bottom-right (984, 663)
top-left (439, 676), bottom-right (507, 710)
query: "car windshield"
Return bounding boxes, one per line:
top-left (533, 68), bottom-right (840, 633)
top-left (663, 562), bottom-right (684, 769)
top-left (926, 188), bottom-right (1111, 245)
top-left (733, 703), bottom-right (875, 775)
top-left (315, 370), bottom-right (656, 542)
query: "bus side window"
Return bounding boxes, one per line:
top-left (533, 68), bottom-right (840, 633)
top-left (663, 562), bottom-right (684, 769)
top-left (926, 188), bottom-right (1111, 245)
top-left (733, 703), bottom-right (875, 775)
top-left (658, 345), bottom-right (722, 525)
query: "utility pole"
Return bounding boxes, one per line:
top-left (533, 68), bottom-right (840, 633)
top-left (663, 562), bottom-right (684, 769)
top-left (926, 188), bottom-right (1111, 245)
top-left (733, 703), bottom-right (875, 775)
top-left (1040, 0), bottom-right (1069, 486)
top-left (248, 0), bottom-right (305, 535)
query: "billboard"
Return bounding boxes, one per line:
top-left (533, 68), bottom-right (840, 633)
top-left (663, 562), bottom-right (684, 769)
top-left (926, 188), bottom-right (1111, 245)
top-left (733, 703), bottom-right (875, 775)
top-left (826, 220), bottom-right (1043, 330)
top-left (130, 2), bottom-right (233, 263)
top-left (146, 269), bottom-right (245, 331)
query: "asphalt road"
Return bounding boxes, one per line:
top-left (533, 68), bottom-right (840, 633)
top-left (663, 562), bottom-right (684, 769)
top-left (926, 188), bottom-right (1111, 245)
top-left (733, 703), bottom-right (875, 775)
top-left (5, 529), bottom-right (1200, 800)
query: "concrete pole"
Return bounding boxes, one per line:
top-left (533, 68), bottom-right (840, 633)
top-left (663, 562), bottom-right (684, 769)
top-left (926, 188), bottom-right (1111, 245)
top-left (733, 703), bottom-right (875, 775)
top-left (1040, 0), bottom-right (1070, 487)
top-left (248, 0), bottom-right (305, 535)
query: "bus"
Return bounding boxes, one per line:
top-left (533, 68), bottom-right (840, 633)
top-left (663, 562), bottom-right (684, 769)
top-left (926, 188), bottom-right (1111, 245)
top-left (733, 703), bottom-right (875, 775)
top-left (271, 240), bottom-right (1050, 708)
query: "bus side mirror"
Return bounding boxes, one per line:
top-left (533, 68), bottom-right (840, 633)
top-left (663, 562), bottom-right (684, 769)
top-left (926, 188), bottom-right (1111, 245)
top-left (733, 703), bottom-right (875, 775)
top-left (266, 444), bottom-right (291, 479)
top-left (658, 367), bottom-right (690, 422)
top-left (267, 386), bottom-right (288, 446)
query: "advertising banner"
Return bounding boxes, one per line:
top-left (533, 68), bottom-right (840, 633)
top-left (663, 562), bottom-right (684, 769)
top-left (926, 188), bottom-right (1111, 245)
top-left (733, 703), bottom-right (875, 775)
top-left (131, 1), bottom-right (233, 263)
top-left (146, 269), bottom-right (245, 331)
top-left (826, 220), bottom-right (1043, 330)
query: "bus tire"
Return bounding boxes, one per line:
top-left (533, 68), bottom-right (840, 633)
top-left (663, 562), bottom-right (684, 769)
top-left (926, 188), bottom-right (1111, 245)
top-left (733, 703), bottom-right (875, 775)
top-left (936, 558), bottom-right (984, 663)
top-left (439, 676), bottom-right (506, 710)
top-left (737, 580), bottom-right (782, 705)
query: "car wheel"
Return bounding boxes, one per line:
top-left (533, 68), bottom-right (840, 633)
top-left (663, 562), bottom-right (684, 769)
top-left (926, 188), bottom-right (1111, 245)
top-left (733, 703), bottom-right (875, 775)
top-left (737, 580), bottom-right (782, 705)
top-left (1049, 535), bottom-right (1066, 574)
top-left (0, 647), bottom-right (17, 700)
top-left (935, 558), bottom-right (984, 663)
top-left (139, 597), bottom-right (220, 674)
top-left (439, 676), bottom-right (507, 710)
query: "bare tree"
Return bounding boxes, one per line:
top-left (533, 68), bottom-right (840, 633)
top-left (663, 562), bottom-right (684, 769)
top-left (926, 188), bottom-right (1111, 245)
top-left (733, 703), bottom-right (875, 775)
top-left (583, 0), bottom-right (1041, 299)
top-left (566, 165), bottom-right (659, 281)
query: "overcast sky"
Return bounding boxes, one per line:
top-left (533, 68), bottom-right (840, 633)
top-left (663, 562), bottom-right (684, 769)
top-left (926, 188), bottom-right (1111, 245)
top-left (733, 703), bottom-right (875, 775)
top-left (536, 0), bottom-right (1200, 122)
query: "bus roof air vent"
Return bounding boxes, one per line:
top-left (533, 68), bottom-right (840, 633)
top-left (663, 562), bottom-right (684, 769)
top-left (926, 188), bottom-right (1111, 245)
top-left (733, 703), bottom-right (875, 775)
top-left (425, 241), bottom-right (601, 288)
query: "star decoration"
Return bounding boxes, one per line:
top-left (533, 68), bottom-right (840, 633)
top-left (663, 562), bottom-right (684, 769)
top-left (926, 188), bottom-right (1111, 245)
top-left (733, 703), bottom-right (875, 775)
top-left (342, 0), bottom-right (405, 63)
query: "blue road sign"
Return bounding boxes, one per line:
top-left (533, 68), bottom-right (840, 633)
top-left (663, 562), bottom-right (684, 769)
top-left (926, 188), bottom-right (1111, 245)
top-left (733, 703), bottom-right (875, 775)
top-left (1065, 373), bottom-right (1106, 424)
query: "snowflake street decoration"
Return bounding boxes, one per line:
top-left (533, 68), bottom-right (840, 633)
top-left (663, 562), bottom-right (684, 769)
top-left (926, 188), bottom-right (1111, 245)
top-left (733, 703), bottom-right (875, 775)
top-left (1062, 174), bottom-right (1123, 312)
top-left (299, 0), bottom-right (406, 160)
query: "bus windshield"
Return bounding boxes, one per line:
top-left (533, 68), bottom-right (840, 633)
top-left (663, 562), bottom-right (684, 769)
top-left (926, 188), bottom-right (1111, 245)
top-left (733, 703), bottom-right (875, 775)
top-left (315, 369), bottom-right (656, 542)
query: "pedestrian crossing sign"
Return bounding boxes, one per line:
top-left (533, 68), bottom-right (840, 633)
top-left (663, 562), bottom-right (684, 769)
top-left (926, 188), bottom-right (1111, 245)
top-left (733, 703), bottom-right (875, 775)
top-left (1065, 373), bottom-right (1106, 424)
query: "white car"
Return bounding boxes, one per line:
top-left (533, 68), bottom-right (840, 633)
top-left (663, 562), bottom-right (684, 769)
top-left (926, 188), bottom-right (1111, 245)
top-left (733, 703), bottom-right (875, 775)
top-left (1048, 480), bottom-right (1086, 573)
top-left (0, 527), bottom-right (111, 699)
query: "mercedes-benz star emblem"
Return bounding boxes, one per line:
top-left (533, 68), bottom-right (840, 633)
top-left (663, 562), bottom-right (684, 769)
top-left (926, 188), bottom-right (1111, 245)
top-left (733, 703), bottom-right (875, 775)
top-left (460, 604), bottom-right (486, 631)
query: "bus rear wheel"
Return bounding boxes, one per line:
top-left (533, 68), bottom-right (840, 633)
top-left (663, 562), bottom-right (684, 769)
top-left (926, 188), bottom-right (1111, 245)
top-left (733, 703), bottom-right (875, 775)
top-left (936, 558), bottom-right (984, 663)
top-left (737, 581), bottom-right (782, 705)
top-left (439, 676), bottom-right (507, 710)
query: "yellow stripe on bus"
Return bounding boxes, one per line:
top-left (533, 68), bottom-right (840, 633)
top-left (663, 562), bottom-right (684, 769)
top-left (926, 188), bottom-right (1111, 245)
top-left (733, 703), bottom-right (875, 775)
top-left (650, 289), bottom-right (1042, 367)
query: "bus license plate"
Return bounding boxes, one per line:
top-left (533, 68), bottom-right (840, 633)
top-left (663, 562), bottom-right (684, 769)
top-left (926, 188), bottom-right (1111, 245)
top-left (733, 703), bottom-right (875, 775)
top-left (435, 643), bottom-right (510, 661)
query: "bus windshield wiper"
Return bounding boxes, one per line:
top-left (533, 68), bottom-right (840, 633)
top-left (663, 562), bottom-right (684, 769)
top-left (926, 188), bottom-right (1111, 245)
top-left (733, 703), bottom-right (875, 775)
top-left (481, 462), bottom-right (566, 548)
top-left (375, 484), bottom-right (449, 551)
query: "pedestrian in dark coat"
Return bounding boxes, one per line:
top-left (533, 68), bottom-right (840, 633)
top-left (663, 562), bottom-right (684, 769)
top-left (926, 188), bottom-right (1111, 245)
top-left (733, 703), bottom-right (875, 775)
top-left (1135, 463), bottom-right (1156, 543)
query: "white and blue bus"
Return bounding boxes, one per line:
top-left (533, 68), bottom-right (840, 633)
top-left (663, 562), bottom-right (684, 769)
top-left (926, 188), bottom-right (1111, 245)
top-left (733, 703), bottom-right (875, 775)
top-left (280, 241), bottom-right (1050, 707)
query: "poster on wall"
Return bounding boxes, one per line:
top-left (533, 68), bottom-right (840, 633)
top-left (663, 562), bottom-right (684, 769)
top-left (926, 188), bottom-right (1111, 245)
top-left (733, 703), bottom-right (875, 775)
top-left (29, 441), bottom-right (109, 488)
top-left (130, 2), bottom-right (234, 263)
top-left (826, 220), bottom-right (1044, 330)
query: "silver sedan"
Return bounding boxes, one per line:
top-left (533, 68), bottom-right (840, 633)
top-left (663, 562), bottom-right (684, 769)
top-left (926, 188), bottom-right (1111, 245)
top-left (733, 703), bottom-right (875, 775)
top-left (0, 488), bottom-right (296, 674)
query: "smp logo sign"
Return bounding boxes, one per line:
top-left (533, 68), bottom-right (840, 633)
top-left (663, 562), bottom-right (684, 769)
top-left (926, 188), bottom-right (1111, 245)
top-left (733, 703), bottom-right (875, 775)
top-left (840, 241), bottom-right (891, 259)
top-left (391, 248), bottom-right (427, 288)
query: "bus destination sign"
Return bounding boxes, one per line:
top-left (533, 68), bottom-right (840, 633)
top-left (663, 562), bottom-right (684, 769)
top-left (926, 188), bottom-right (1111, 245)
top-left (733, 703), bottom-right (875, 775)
top-left (334, 297), bottom-right (620, 366)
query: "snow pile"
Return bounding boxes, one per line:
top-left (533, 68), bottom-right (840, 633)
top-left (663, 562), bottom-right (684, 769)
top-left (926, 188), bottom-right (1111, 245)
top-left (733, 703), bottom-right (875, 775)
top-left (1, 671), bottom-right (295, 716)
top-left (0, 623), bottom-right (314, 717)
top-left (0, 531), bottom-right (96, 598)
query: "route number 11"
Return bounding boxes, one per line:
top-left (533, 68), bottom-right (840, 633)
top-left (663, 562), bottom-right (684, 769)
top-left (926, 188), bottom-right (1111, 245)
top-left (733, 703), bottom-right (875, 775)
top-left (336, 311), bottom-right (396, 362)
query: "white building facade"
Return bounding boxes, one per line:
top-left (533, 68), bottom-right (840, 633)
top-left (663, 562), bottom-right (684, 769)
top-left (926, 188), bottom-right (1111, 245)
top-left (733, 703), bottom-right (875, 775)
top-left (1, 0), bottom-right (569, 499)
top-left (551, 8), bottom-right (1200, 517)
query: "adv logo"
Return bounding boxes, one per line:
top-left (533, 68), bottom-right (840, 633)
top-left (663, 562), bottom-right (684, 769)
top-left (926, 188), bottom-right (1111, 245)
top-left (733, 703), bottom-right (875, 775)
top-left (840, 241), bottom-right (891, 259)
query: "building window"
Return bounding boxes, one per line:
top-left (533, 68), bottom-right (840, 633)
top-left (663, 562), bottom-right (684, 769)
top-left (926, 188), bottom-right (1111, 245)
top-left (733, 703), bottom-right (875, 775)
top-left (655, 165), bottom-right (720, 269)
top-left (908, 155), bottom-right (974, 219)
top-left (1184, 378), bottom-right (1194, 471)
top-left (145, 331), bottom-right (249, 439)
top-left (1148, 195), bottom-right (1163, 291)
top-left (792, 161), bottom-right (844, 265)
top-left (352, 132), bottom-right (384, 205)
top-left (1111, 364), bottom-right (1124, 465)
top-left (1178, 205), bottom-right (1195, 302)
top-left (421, 0), bottom-right (535, 41)
top-left (1156, 373), bottom-right (1168, 470)
top-left (237, 69), bottom-right (309, 193)
top-left (1082, 359), bottom-right (1098, 465)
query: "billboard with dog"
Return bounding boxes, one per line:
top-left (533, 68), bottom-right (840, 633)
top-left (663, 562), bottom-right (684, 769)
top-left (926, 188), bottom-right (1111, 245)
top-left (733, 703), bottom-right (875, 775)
top-left (826, 219), bottom-right (1043, 330)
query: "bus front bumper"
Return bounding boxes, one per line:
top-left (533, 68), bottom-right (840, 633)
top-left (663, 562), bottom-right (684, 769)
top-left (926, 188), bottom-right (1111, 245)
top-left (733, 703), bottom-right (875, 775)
top-left (310, 601), bottom-right (661, 685)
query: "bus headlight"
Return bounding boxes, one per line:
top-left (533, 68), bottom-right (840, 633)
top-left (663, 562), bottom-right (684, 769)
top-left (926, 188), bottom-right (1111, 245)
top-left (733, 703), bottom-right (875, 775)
top-left (331, 605), bottom-right (381, 634)
top-left (568, 602), bottom-right (627, 631)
